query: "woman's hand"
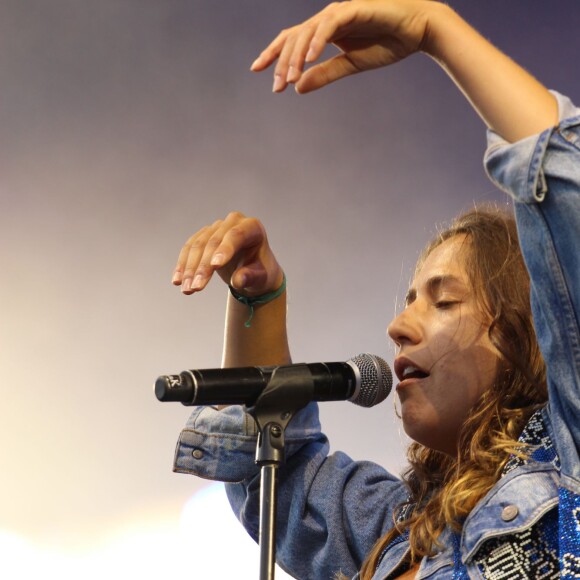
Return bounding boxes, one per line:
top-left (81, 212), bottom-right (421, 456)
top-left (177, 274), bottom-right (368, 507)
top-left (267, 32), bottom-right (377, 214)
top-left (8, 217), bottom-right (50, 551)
top-left (251, 0), bottom-right (436, 94)
top-left (172, 211), bottom-right (284, 297)
top-left (253, 0), bottom-right (557, 141)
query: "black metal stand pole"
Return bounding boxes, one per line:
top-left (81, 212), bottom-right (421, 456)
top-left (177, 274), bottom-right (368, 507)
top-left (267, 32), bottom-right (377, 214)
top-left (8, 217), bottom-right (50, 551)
top-left (249, 365), bottom-right (315, 580)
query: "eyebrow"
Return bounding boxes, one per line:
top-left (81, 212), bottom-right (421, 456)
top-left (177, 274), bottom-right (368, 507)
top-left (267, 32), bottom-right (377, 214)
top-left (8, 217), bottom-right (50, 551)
top-left (405, 274), bottom-right (467, 305)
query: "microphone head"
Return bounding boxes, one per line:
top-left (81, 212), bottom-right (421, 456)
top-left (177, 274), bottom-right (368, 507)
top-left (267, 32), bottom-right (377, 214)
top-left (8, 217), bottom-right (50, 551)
top-left (348, 353), bottom-right (392, 407)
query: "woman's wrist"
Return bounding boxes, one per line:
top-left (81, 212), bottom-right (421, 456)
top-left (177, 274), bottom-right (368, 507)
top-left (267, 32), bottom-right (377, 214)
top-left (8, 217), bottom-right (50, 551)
top-left (223, 282), bottom-right (290, 368)
top-left (417, 2), bottom-right (464, 61)
top-left (229, 273), bottom-right (287, 328)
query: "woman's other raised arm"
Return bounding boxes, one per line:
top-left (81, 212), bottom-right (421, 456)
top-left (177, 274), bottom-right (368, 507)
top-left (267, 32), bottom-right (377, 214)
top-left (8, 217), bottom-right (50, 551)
top-left (172, 211), bottom-right (291, 368)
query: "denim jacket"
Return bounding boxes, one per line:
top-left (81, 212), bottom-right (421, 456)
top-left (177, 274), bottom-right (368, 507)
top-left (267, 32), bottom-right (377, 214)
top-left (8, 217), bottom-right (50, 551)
top-left (173, 92), bottom-right (580, 579)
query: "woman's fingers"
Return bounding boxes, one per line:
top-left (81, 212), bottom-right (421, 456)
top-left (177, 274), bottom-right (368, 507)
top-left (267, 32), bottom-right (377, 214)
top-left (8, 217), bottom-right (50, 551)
top-left (173, 220), bottom-right (225, 294)
top-left (295, 53), bottom-right (358, 94)
top-left (252, 4), bottom-right (353, 92)
top-left (252, 1), bottom-right (431, 93)
top-left (272, 31), bottom-right (299, 92)
top-left (172, 212), bottom-right (278, 296)
top-left (255, 25), bottom-right (318, 92)
top-left (253, 3), bottom-right (362, 89)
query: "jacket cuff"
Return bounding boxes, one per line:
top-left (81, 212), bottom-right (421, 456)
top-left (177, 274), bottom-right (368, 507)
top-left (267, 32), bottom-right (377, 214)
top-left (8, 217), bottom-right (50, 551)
top-left (173, 402), bottom-right (322, 483)
top-left (484, 91), bottom-right (580, 204)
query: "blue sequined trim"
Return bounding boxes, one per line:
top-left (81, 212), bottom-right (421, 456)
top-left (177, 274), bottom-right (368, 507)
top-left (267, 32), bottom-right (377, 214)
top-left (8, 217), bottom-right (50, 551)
top-left (471, 410), bottom-right (561, 579)
top-left (502, 410), bottom-right (560, 476)
top-left (451, 531), bottom-right (469, 580)
top-left (560, 487), bottom-right (580, 578)
top-left (373, 411), bottom-right (577, 580)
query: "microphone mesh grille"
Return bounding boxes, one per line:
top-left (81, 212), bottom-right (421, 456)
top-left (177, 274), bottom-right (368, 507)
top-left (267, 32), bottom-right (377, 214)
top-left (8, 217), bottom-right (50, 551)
top-left (349, 353), bottom-right (393, 408)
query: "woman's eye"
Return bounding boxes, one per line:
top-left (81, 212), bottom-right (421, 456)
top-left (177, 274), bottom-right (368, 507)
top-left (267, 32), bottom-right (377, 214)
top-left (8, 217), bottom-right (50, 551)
top-left (435, 301), bottom-right (457, 309)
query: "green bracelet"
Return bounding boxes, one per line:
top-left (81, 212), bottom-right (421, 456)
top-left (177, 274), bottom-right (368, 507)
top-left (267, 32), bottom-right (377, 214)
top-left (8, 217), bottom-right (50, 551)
top-left (229, 273), bottom-right (287, 328)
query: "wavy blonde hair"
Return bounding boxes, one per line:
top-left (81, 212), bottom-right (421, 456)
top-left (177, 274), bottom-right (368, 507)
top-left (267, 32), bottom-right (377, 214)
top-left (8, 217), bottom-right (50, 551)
top-left (349, 205), bottom-right (547, 579)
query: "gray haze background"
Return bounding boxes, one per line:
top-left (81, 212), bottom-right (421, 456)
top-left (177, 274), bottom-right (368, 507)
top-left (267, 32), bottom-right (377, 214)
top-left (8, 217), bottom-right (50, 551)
top-left (1, 0), bottom-right (579, 575)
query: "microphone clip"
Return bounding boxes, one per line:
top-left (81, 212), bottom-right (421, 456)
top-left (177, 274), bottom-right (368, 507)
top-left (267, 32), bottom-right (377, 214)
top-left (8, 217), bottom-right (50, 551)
top-left (247, 363), bottom-right (314, 467)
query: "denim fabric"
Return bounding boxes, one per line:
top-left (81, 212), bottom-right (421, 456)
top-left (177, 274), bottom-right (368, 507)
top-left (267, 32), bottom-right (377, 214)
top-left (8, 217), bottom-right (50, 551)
top-left (174, 92), bottom-right (580, 579)
top-left (485, 92), bottom-right (580, 488)
top-left (175, 402), bottom-right (407, 579)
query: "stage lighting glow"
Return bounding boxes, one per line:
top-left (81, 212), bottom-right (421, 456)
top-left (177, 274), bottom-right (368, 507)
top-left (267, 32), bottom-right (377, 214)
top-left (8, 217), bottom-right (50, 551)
top-left (0, 483), bottom-right (294, 579)
top-left (180, 482), bottom-right (294, 579)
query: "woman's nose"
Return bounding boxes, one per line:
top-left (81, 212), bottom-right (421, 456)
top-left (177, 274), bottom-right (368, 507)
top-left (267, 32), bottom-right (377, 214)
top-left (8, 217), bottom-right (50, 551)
top-left (387, 306), bottom-right (421, 347)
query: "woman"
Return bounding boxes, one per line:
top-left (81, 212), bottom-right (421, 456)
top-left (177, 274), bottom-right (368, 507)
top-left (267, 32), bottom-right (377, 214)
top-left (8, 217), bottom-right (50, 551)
top-left (171, 1), bottom-right (580, 578)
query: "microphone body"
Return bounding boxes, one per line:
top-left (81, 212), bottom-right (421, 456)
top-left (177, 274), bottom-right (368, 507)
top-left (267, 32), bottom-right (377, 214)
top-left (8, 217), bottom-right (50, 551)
top-left (155, 354), bottom-right (392, 408)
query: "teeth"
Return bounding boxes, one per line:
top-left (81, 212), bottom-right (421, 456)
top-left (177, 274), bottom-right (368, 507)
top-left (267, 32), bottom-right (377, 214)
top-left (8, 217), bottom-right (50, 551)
top-left (402, 366), bottom-right (420, 378)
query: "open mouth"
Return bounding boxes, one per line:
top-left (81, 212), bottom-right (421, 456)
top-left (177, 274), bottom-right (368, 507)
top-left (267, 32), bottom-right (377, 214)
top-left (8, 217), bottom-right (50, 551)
top-left (402, 367), bottom-right (429, 380)
top-left (395, 358), bottom-right (430, 382)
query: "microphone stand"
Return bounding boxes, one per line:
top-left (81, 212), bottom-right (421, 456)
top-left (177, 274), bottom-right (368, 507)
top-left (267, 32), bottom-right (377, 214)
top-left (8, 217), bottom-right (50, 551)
top-left (247, 364), bottom-right (315, 580)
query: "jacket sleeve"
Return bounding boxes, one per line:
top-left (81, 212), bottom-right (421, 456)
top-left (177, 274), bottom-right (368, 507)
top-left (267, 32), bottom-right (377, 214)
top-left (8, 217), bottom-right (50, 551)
top-left (484, 91), bottom-right (580, 487)
top-left (173, 402), bottom-right (407, 579)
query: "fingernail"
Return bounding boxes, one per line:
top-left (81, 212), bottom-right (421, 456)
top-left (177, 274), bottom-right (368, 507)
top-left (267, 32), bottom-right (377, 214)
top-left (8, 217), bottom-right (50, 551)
top-left (250, 56), bottom-right (261, 70)
top-left (272, 74), bottom-right (284, 93)
top-left (191, 274), bottom-right (204, 290)
top-left (286, 66), bottom-right (297, 83)
top-left (172, 271), bottom-right (181, 284)
top-left (182, 278), bottom-right (192, 293)
top-left (305, 47), bottom-right (316, 63)
top-left (211, 253), bottom-right (224, 266)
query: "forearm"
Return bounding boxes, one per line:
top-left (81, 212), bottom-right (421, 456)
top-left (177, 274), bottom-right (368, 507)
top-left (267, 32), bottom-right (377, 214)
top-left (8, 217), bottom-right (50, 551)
top-left (222, 289), bottom-right (291, 368)
top-left (424, 3), bottom-right (558, 142)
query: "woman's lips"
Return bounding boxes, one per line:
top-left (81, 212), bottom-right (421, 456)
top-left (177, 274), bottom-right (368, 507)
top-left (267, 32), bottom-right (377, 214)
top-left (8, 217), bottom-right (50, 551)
top-left (394, 357), bottom-right (430, 389)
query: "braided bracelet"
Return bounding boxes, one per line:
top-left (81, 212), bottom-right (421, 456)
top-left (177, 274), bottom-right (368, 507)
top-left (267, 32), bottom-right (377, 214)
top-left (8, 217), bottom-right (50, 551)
top-left (229, 274), bottom-right (287, 328)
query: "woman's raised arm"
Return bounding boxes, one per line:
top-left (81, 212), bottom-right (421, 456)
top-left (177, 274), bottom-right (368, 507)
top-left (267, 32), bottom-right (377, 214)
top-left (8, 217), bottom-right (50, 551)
top-left (252, 0), bottom-right (558, 142)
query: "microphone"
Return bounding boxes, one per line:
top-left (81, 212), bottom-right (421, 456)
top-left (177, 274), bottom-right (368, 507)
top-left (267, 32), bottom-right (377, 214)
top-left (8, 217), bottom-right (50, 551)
top-left (155, 353), bottom-right (392, 408)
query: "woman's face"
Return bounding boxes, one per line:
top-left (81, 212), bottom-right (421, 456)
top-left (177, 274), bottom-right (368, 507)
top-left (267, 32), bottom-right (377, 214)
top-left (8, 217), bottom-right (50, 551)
top-left (387, 235), bottom-right (500, 456)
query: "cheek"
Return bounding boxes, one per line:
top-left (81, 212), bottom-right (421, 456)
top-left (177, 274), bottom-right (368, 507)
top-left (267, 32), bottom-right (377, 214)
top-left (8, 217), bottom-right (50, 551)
top-left (438, 348), bottom-right (498, 407)
top-left (466, 335), bottom-right (501, 399)
top-left (440, 319), bottom-right (499, 396)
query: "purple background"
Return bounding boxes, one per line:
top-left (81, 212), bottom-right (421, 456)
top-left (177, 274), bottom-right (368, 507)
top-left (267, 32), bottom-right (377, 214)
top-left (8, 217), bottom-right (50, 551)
top-left (1, 0), bottom-right (578, 565)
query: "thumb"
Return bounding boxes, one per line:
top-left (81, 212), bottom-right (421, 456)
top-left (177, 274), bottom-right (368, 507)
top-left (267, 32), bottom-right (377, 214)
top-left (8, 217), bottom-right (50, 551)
top-left (295, 54), bottom-right (359, 93)
top-left (230, 264), bottom-right (269, 295)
